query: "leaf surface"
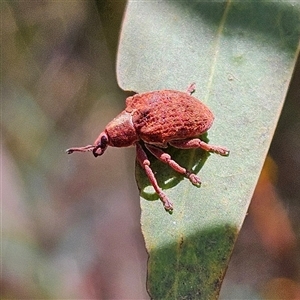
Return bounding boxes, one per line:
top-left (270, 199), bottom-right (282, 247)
top-left (117, 1), bottom-right (300, 298)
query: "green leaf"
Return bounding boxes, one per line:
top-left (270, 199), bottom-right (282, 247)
top-left (117, 1), bottom-right (300, 298)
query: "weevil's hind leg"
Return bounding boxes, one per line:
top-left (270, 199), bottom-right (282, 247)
top-left (170, 139), bottom-right (230, 156)
top-left (136, 143), bottom-right (173, 212)
top-left (186, 83), bottom-right (196, 95)
top-left (145, 144), bottom-right (201, 186)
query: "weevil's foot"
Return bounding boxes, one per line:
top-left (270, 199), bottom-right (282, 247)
top-left (187, 173), bottom-right (201, 186)
top-left (186, 83), bottom-right (196, 95)
top-left (211, 146), bottom-right (230, 157)
top-left (159, 192), bottom-right (173, 213)
top-left (163, 200), bottom-right (173, 212)
top-left (219, 147), bottom-right (230, 156)
top-left (164, 203), bottom-right (173, 214)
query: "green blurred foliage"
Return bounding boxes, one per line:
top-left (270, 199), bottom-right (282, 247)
top-left (2, 1), bottom-right (147, 298)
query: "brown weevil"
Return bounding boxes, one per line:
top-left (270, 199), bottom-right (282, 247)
top-left (66, 83), bottom-right (229, 212)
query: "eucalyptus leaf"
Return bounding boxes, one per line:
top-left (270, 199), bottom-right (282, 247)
top-left (117, 1), bottom-right (300, 298)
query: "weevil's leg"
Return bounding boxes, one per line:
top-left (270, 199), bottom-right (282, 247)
top-left (136, 143), bottom-right (173, 212)
top-left (186, 83), bottom-right (196, 95)
top-left (170, 139), bottom-right (230, 156)
top-left (66, 145), bottom-right (95, 154)
top-left (145, 144), bottom-right (201, 186)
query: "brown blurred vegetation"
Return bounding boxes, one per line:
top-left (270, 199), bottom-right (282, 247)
top-left (1, 1), bottom-right (300, 299)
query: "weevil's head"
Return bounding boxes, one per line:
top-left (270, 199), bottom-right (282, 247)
top-left (65, 131), bottom-right (109, 157)
top-left (66, 110), bottom-right (138, 157)
top-left (92, 132), bottom-right (109, 157)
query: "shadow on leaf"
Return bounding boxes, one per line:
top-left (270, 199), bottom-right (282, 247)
top-left (146, 223), bottom-right (238, 299)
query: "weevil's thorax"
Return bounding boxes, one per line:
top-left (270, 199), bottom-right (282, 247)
top-left (105, 110), bottom-right (139, 147)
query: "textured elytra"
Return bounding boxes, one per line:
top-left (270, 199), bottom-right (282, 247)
top-left (126, 90), bottom-right (214, 146)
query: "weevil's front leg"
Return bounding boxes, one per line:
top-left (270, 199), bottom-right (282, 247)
top-left (170, 139), bottom-right (230, 156)
top-left (136, 143), bottom-right (173, 212)
top-left (145, 144), bottom-right (201, 186)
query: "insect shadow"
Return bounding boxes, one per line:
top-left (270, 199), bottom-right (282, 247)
top-left (135, 133), bottom-right (211, 202)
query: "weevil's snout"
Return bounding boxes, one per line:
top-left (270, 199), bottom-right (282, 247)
top-left (92, 147), bottom-right (104, 157)
top-left (66, 132), bottom-right (109, 157)
top-left (92, 132), bottom-right (108, 157)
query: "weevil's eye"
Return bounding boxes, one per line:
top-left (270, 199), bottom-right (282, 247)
top-left (93, 133), bottom-right (108, 157)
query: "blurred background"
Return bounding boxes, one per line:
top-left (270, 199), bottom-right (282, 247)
top-left (2, 1), bottom-right (300, 299)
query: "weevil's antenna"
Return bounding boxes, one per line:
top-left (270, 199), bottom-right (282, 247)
top-left (66, 145), bottom-right (95, 154)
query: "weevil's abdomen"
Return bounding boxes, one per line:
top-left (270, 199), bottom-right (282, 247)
top-left (126, 90), bottom-right (214, 145)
